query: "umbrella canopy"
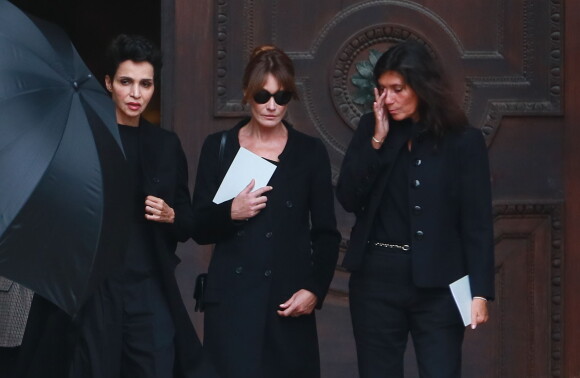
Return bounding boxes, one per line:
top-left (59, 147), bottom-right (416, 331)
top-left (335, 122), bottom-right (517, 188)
top-left (0, 0), bottom-right (131, 316)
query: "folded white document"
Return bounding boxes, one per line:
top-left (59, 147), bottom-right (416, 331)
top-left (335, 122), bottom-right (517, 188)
top-left (449, 275), bottom-right (472, 327)
top-left (212, 147), bottom-right (277, 204)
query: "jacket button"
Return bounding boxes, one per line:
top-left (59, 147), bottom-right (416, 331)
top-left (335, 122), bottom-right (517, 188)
top-left (414, 159), bottom-right (422, 167)
top-left (411, 179), bottom-right (421, 189)
top-left (152, 177), bottom-right (160, 183)
top-left (237, 230), bottom-right (245, 237)
top-left (264, 269), bottom-right (272, 277)
top-left (413, 205), bottom-right (422, 215)
top-left (265, 232), bottom-right (273, 239)
top-left (235, 266), bottom-right (243, 274)
top-left (415, 230), bottom-right (424, 240)
top-left (286, 200), bottom-right (293, 208)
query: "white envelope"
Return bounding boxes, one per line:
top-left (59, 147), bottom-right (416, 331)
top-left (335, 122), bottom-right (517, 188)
top-left (212, 147), bottom-right (277, 204)
top-left (449, 275), bottom-right (472, 327)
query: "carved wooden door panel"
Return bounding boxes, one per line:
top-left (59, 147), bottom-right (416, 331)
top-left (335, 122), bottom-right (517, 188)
top-left (167, 0), bottom-right (568, 376)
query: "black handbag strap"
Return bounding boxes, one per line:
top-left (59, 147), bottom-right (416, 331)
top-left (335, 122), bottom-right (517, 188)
top-left (218, 130), bottom-right (227, 174)
top-left (193, 131), bottom-right (227, 313)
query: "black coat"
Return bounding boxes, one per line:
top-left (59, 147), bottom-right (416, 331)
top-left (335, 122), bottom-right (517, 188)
top-left (16, 121), bottom-right (215, 378)
top-left (336, 113), bottom-right (494, 299)
top-left (191, 119), bottom-right (341, 378)
top-left (136, 121), bottom-right (214, 377)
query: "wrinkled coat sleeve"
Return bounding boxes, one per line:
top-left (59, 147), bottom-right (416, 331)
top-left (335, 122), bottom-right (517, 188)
top-left (458, 129), bottom-right (495, 299)
top-left (165, 133), bottom-right (194, 243)
top-left (336, 113), bottom-right (384, 213)
top-left (303, 139), bottom-right (341, 307)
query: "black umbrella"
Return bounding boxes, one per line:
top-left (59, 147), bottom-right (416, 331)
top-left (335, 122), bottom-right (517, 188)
top-left (0, 0), bottom-right (130, 316)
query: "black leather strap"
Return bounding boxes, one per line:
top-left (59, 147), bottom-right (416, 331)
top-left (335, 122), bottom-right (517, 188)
top-left (218, 130), bottom-right (227, 174)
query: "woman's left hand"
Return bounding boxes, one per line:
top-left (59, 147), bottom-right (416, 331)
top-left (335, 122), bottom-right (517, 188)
top-left (145, 195), bottom-right (175, 223)
top-left (277, 289), bottom-right (318, 317)
top-left (470, 297), bottom-right (489, 329)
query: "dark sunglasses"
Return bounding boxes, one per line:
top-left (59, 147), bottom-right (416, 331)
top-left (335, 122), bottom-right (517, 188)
top-left (253, 90), bottom-right (293, 105)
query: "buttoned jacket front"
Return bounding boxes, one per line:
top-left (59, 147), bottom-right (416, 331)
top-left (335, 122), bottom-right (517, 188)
top-left (337, 113), bottom-right (494, 299)
top-left (191, 119), bottom-right (340, 306)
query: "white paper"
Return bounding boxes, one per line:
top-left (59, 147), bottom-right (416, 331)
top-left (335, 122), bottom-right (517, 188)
top-left (212, 147), bottom-right (277, 204)
top-left (449, 275), bottom-right (472, 327)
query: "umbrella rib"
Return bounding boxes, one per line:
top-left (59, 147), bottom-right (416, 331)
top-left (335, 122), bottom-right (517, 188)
top-left (1, 86), bottom-right (69, 100)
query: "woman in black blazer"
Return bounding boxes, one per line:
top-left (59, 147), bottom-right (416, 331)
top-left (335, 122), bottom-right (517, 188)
top-left (191, 45), bottom-right (340, 378)
top-left (337, 41), bottom-right (494, 378)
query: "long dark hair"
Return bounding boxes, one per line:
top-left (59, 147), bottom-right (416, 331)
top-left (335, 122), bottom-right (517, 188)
top-left (373, 41), bottom-right (467, 136)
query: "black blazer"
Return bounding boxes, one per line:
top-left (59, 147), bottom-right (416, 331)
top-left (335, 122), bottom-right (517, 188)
top-left (336, 113), bottom-right (494, 299)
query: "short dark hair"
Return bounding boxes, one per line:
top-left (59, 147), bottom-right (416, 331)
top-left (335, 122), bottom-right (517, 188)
top-left (105, 34), bottom-right (162, 83)
top-left (242, 45), bottom-right (299, 104)
top-left (373, 41), bottom-right (467, 136)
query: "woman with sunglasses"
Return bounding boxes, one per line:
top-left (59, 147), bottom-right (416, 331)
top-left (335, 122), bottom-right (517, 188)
top-left (191, 45), bottom-right (340, 378)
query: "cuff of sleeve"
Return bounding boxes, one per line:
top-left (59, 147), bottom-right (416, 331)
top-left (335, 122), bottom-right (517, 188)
top-left (473, 296), bottom-right (488, 301)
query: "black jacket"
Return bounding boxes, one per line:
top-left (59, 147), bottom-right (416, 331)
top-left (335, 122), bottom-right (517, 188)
top-left (16, 121), bottom-right (215, 378)
top-left (336, 113), bottom-right (494, 299)
top-left (137, 120), bottom-right (214, 377)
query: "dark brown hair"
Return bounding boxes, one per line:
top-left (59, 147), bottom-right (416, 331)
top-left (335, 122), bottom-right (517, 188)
top-left (242, 45), bottom-right (299, 104)
top-left (374, 41), bottom-right (467, 136)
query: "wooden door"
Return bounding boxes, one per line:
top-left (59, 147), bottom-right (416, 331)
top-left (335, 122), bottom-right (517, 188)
top-left (163, 0), bottom-right (580, 376)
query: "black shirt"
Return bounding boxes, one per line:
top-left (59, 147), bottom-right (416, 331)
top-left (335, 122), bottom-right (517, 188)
top-left (371, 142), bottom-right (411, 244)
top-left (118, 124), bottom-right (145, 223)
top-left (118, 124), bottom-right (156, 276)
top-left (371, 121), bottom-right (426, 244)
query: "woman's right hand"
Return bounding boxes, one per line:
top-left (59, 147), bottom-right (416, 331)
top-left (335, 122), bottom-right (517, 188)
top-left (231, 179), bottom-right (273, 221)
top-left (372, 87), bottom-right (389, 147)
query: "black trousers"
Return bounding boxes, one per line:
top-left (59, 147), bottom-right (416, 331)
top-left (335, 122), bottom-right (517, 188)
top-left (69, 224), bottom-right (175, 378)
top-left (69, 274), bottom-right (175, 378)
top-left (15, 295), bottom-right (75, 378)
top-left (349, 247), bottom-right (465, 378)
top-left (0, 347), bottom-right (18, 378)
